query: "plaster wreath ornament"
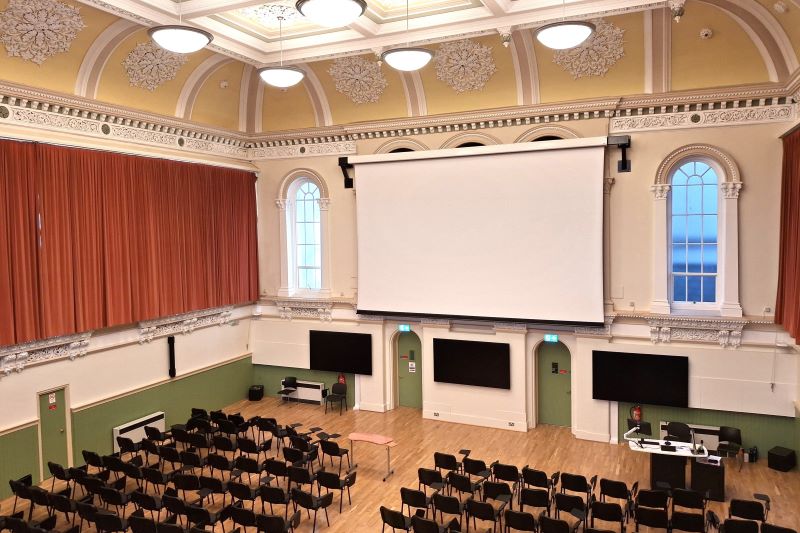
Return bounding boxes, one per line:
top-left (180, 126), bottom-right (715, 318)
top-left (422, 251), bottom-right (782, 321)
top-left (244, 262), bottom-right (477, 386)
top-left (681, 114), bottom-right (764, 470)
top-left (553, 18), bottom-right (625, 79)
top-left (0, 0), bottom-right (85, 65)
top-left (434, 38), bottom-right (496, 92)
top-left (123, 41), bottom-right (188, 91)
top-left (328, 55), bottom-right (388, 104)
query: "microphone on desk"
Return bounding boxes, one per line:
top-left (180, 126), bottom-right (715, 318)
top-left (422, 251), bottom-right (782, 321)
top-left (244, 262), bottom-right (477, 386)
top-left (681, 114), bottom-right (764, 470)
top-left (691, 428), bottom-right (697, 454)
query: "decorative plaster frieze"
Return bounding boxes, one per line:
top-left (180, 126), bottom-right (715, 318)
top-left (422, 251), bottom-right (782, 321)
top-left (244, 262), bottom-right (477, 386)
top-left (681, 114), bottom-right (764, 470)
top-left (721, 182), bottom-right (743, 199)
top-left (610, 104), bottom-right (795, 133)
top-left (646, 316), bottom-right (746, 348)
top-left (249, 141), bottom-right (357, 159)
top-left (651, 183), bottom-right (671, 200)
top-left (138, 306), bottom-right (234, 344)
top-left (574, 315), bottom-right (615, 337)
top-left (0, 332), bottom-right (91, 377)
top-left (420, 319), bottom-right (451, 328)
top-left (274, 298), bottom-right (336, 322)
top-left (493, 322), bottom-right (528, 333)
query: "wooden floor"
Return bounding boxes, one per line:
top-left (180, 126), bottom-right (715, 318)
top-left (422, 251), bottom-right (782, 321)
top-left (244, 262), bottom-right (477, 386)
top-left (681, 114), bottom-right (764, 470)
top-left (3, 397), bottom-right (799, 532)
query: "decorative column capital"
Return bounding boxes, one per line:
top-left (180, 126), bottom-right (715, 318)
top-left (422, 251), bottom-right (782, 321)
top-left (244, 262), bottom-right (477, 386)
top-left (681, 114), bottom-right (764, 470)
top-left (604, 177), bottom-right (616, 195)
top-left (651, 183), bottom-right (671, 200)
top-left (317, 198), bottom-right (330, 210)
top-left (275, 199), bottom-right (288, 210)
top-left (721, 182), bottom-right (742, 199)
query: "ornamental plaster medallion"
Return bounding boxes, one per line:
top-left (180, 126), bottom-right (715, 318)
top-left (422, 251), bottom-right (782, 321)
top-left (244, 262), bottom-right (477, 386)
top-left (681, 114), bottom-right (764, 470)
top-left (123, 42), bottom-right (188, 91)
top-left (434, 39), bottom-right (496, 92)
top-left (553, 18), bottom-right (624, 79)
top-left (0, 0), bottom-right (85, 65)
top-left (240, 1), bottom-right (299, 27)
top-left (328, 56), bottom-right (388, 104)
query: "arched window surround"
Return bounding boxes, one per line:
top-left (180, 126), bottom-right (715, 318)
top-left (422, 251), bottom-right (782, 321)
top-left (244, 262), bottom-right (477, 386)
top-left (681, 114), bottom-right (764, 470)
top-left (276, 169), bottom-right (332, 298)
top-left (650, 145), bottom-right (742, 317)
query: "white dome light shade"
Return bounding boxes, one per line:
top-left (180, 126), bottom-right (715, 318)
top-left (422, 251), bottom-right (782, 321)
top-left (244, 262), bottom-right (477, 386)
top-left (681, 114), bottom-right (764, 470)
top-left (258, 66), bottom-right (305, 88)
top-left (381, 47), bottom-right (432, 72)
top-left (148, 25), bottom-right (213, 54)
top-left (535, 21), bottom-right (595, 50)
top-left (295, 0), bottom-right (366, 27)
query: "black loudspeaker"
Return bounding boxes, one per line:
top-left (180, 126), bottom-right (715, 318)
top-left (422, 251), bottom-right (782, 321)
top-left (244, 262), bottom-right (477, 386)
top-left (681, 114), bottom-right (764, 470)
top-left (167, 336), bottom-right (176, 378)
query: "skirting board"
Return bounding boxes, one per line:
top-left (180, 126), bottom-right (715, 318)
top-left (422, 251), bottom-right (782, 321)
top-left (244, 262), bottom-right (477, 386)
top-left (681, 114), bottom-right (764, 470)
top-left (358, 402), bottom-right (386, 413)
top-left (422, 409), bottom-right (527, 432)
top-left (573, 429), bottom-right (612, 443)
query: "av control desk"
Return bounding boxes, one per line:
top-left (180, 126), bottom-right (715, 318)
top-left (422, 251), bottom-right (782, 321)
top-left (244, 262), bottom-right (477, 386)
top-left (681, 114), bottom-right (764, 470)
top-left (625, 427), bottom-right (710, 490)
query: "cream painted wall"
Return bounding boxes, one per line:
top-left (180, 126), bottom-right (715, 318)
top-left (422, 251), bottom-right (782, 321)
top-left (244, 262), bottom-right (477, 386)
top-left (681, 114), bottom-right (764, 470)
top-left (0, 308), bottom-right (253, 432)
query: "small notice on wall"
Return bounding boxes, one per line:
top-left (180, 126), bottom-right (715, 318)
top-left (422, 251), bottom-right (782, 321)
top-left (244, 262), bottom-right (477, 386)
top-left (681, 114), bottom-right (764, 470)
top-left (408, 362), bottom-right (416, 373)
top-left (49, 404), bottom-right (57, 411)
top-left (48, 393), bottom-right (56, 404)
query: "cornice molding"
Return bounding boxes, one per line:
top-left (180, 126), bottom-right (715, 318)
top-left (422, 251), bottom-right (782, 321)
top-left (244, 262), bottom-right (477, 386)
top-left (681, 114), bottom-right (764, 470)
top-left (138, 306), bottom-right (236, 344)
top-left (0, 332), bottom-right (92, 377)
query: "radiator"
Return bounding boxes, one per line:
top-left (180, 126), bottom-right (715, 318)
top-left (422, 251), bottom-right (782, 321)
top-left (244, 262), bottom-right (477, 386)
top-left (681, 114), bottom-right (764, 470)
top-left (112, 411), bottom-right (165, 453)
top-left (280, 379), bottom-right (326, 405)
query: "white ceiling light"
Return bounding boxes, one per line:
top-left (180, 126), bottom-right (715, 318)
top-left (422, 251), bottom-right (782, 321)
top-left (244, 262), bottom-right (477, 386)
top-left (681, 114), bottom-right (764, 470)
top-left (295, 0), bottom-right (366, 27)
top-left (536, 21), bottom-right (594, 49)
top-left (535, 0), bottom-right (594, 50)
top-left (381, 0), bottom-right (431, 72)
top-left (149, 2), bottom-right (212, 54)
top-left (258, 9), bottom-right (305, 88)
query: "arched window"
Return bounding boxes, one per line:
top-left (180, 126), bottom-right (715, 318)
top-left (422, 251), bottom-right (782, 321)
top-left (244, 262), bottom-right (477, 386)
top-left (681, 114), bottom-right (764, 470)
top-left (277, 172), bottom-right (331, 298)
top-left (531, 135), bottom-right (563, 141)
top-left (670, 161), bottom-right (718, 304)
top-left (389, 147), bottom-right (414, 153)
top-left (293, 180), bottom-right (321, 290)
top-left (456, 142), bottom-right (485, 148)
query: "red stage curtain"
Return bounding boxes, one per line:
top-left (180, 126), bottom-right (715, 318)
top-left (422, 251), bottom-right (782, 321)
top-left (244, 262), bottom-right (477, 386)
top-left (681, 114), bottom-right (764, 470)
top-left (0, 138), bottom-right (258, 347)
top-left (776, 128), bottom-right (800, 338)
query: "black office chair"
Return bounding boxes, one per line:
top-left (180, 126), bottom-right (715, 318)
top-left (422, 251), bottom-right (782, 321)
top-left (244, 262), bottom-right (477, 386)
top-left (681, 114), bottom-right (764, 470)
top-left (325, 383), bottom-right (348, 414)
top-left (665, 422), bottom-right (692, 443)
top-left (381, 506), bottom-right (412, 532)
top-left (278, 377), bottom-right (298, 402)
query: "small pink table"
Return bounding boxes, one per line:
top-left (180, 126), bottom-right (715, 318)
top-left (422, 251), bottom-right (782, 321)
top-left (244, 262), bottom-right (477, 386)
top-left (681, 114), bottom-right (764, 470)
top-left (349, 432), bottom-right (398, 481)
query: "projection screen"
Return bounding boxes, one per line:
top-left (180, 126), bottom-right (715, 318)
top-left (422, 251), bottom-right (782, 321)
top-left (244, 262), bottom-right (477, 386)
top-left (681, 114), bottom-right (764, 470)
top-left (352, 138), bottom-right (608, 325)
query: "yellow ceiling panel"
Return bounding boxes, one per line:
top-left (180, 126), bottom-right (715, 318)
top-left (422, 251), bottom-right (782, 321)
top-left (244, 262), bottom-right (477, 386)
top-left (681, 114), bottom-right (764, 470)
top-left (262, 80), bottom-right (318, 132)
top-left (191, 61), bottom-right (244, 131)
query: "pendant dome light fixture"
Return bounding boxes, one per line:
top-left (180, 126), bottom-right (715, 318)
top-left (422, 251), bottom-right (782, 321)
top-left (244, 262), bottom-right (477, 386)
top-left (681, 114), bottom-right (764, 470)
top-left (258, 11), bottom-right (305, 88)
top-left (149, 2), bottom-right (212, 54)
top-left (535, 0), bottom-right (594, 50)
top-left (381, 0), bottom-right (432, 72)
top-left (295, 0), bottom-right (366, 27)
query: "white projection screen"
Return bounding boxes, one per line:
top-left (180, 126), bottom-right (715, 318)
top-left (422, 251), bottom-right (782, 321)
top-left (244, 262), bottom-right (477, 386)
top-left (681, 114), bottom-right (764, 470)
top-left (352, 138), bottom-right (608, 325)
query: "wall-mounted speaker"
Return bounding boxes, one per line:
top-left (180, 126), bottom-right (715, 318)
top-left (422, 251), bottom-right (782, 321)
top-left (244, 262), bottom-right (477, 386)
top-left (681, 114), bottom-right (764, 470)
top-left (168, 336), bottom-right (176, 378)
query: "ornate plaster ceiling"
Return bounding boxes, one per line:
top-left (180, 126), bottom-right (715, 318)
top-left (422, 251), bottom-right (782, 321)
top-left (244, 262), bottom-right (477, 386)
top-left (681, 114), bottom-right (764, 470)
top-left (77, 0), bottom-right (670, 65)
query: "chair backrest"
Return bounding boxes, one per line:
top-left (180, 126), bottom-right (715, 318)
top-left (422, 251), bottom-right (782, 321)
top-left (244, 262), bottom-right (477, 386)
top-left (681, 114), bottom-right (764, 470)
top-left (199, 475), bottom-right (225, 493)
top-left (401, 487), bottom-right (428, 508)
top-left (228, 482), bottom-right (255, 500)
top-left (259, 485), bottom-right (288, 504)
top-left (504, 509), bottom-right (537, 532)
top-left (671, 511), bottom-right (706, 533)
top-left (411, 514), bottom-right (444, 533)
top-left (207, 454), bottom-right (232, 471)
top-left (282, 447), bottom-right (304, 465)
top-left (433, 452), bottom-right (459, 471)
top-left (665, 422), bottom-right (692, 442)
top-left (319, 439), bottom-right (341, 456)
top-left (265, 458), bottom-right (288, 477)
top-left (82, 450), bottom-right (102, 467)
top-left (227, 505), bottom-right (256, 528)
top-left (76, 502), bottom-right (99, 522)
top-left (724, 520), bottom-right (760, 533)
top-left (463, 457), bottom-right (489, 477)
top-left (161, 494), bottom-right (186, 516)
top-left (599, 479), bottom-right (629, 500)
top-left (466, 499), bottom-right (496, 521)
top-left (555, 492), bottom-right (585, 514)
top-left (493, 462), bottom-right (520, 483)
top-left (172, 473), bottom-right (201, 491)
top-left (237, 437), bottom-right (258, 454)
top-left (447, 472), bottom-right (474, 494)
top-left (637, 489), bottom-right (668, 510)
top-left (419, 467), bottom-right (443, 487)
top-left (730, 500), bottom-right (766, 522)
top-left (210, 410), bottom-right (227, 422)
top-left (47, 462), bottom-right (67, 479)
top-left (718, 426), bottom-right (742, 445)
top-left (539, 514), bottom-right (572, 533)
top-left (520, 487), bottom-right (550, 510)
top-left (46, 492), bottom-right (71, 512)
top-left (673, 488), bottom-right (705, 511)
top-left (432, 492), bottom-right (462, 515)
top-left (94, 512), bottom-right (125, 533)
top-left (143, 426), bottom-right (162, 441)
top-left (636, 507), bottom-right (669, 529)
top-left (380, 506), bottom-right (410, 530)
top-left (117, 436), bottom-right (136, 452)
top-left (188, 433), bottom-right (209, 448)
top-left (256, 513), bottom-right (291, 533)
top-left (234, 456), bottom-right (259, 474)
top-left (129, 513), bottom-right (158, 533)
top-left (288, 465), bottom-right (312, 484)
top-left (159, 446), bottom-right (180, 462)
top-left (761, 525), bottom-right (797, 533)
top-left (179, 451), bottom-right (202, 469)
top-left (283, 376), bottom-right (298, 388)
top-left (131, 490), bottom-right (158, 510)
top-left (484, 480), bottom-right (512, 501)
top-left (561, 473), bottom-right (589, 494)
top-left (191, 408), bottom-right (208, 419)
top-left (212, 436), bottom-right (236, 452)
top-left (591, 500), bottom-right (623, 522)
top-left (522, 467), bottom-right (548, 488)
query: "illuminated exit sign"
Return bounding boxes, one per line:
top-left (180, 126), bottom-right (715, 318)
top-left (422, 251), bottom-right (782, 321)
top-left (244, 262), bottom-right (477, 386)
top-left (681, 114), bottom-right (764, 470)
top-left (398, 324), bottom-right (411, 332)
top-left (544, 333), bottom-right (559, 343)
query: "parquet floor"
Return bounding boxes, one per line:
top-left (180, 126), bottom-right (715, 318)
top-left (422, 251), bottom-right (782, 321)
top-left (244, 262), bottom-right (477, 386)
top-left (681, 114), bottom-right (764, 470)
top-left (3, 397), bottom-right (798, 532)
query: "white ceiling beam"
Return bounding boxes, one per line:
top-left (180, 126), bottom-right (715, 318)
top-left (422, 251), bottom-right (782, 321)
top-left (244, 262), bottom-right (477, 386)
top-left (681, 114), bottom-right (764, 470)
top-left (480, 0), bottom-right (512, 16)
top-left (180, 0), bottom-right (266, 19)
top-left (347, 16), bottom-right (380, 37)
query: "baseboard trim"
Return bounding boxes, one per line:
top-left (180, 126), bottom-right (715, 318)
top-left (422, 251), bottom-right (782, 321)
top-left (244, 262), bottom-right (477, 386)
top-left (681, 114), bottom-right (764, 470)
top-left (573, 429), bottom-right (611, 443)
top-left (423, 410), bottom-right (527, 432)
top-left (358, 402), bottom-right (386, 413)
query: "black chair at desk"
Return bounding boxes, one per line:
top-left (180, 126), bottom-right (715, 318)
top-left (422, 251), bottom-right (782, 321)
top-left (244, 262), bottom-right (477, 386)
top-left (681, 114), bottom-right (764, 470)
top-left (278, 376), bottom-right (298, 403)
top-left (665, 422), bottom-right (692, 443)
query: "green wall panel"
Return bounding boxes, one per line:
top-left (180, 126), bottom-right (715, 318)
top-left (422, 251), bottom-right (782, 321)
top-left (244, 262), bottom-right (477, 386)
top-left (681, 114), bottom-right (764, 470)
top-left (0, 425), bottom-right (40, 499)
top-left (618, 402), bottom-right (796, 462)
top-left (71, 356), bottom-right (252, 464)
top-left (252, 365), bottom-right (355, 408)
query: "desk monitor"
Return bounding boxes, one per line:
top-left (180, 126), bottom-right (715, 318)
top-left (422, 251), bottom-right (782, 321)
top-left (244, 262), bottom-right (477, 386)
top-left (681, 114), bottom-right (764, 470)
top-left (627, 418), bottom-right (653, 436)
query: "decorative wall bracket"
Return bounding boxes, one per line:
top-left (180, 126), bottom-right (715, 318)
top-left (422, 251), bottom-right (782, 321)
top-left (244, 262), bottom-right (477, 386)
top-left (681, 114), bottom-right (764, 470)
top-left (0, 332), bottom-right (91, 377)
top-left (574, 315), bottom-right (615, 337)
top-left (646, 316), bottom-right (747, 348)
top-left (272, 298), bottom-right (354, 322)
top-left (138, 306), bottom-right (234, 343)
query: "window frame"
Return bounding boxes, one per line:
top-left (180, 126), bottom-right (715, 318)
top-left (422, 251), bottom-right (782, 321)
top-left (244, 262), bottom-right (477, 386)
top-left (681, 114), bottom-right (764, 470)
top-left (290, 179), bottom-right (322, 292)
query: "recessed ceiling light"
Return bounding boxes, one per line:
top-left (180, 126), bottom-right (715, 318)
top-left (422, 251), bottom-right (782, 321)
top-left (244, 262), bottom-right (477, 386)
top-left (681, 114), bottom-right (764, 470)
top-left (149, 25), bottom-right (213, 54)
top-left (295, 0), bottom-right (367, 27)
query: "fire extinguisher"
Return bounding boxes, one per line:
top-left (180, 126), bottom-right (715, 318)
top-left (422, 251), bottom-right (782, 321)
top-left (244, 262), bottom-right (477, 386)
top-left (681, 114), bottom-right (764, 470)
top-left (630, 404), bottom-right (642, 422)
top-left (338, 373), bottom-right (346, 385)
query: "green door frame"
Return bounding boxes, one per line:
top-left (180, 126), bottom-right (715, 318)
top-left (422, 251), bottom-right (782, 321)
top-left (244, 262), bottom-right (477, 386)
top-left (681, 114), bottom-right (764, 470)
top-left (37, 386), bottom-right (73, 481)
top-left (392, 329), bottom-right (423, 409)
top-left (533, 341), bottom-right (573, 428)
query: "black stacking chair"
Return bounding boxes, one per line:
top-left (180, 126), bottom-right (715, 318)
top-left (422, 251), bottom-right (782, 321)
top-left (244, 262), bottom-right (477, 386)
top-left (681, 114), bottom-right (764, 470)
top-left (265, 459), bottom-right (290, 489)
top-left (730, 495), bottom-right (770, 522)
top-left (77, 501), bottom-right (100, 532)
top-left (665, 422), bottom-right (692, 443)
top-left (522, 467), bottom-right (558, 500)
top-left (117, 436), bottom-right (142, 461)
top-left (466, 498), bottom-right (502, 532)
top-left (142, 467), bottom-right (172, 495)
top-left (761, 525), bottom-right (797, 533)
top-left (82, 451), bottom-right (106, 474)
top-left (493, 463), bottom-right (521, 497)
top-left (433, 492), bottom-right (466, 524)
top-left (282, 447), bottom-right (311, 471)
top-left (434, 452), bottom-right (462, 476)
top-left (260, 485), bottom-right (292, 518)
top-left (325, 383), bottom-right (347, 414)
top-left (9, 475), bottom-right (34, 515)
top-left (448, 472), bottom-right (481, 501)
top-left (131, 489), bottom-right (164, 521)
top-left (411, 513), bottom-right (449, 533)
top-left (716, 427), bottom-right (743, 458)
top-left (636, 490), bottom-right (668, 512)
top-left (318, 439), bottom-right (350, 475)
top-left (26, 487), bottom-right (51, 521)
top-left (172, 473), bottom-right (210, 502)
top-left (287, 465), bottom-right (316, 494)
top-left (128, 510), bottom-right (158, 533)
top-left (94, 511), bottom-right (128, 533)
top-left (139, 439), bottom-right (161, 467)
top-left (555, 493), bottom-right (586, 520)
top-left (123, 461), bottom-right (146, 489)
top-left (46, 492), bottom-right (79, 526)
top-left (229, 481), bottom-right (259, 510)
top-left (671, 511), bottom-right (707, 533)
top-left (238, 437), bottom-right (272, 464)
top-left (207, 453), bottom-right (236, 480)
top-left (382, 506), bottom-right (412, 532)
top-left (184, 505), bottom-right (223, 531)
top-left (190, 408), bottom-right (208, 419)
top-left (401, 487), bottom-right (434, 518)
top-left (673, 488), bottom-right (706, 514)
top-left (98, 485), bottom-right (133, 518)
top-left (504, 509), bottom-right (537, 532)
top-left (255, 510), bottom-right (301, 533)
top-left (179, 451), bottom-right (207, 476)
top-left (520, 487), bottom-right (550, 517)
top-left (158, 446), bottom-right (183, 472)
top-left (261, 419), bottom-right (290, 450)
top-left (199, 476), bottom-right (228, 506)
top-left (47, 462), bottom-right (74, 493)
top-left (313, 469), bottom-right (353, 513)
top-left (484, 481), bottom-right (513, 511)
top-left (561, 473), bottom-right (596, 502)
top-left (213, 436), bottom-right (238, 458)
top-left (228, 504), bottom-right (257, 532)
top-left (635, 506), bottom-right (669, 532)
top-left (186, 433), bottom-right (212, 458)
top-left (590, 496), bottom-right (625, 533)
top-left (171, 428), bottom-right (192, 451)
top-left (721, 520), bottom-right (760, 533)
top-left (292, 488), bottom-right (333, 531)
top-left (144, 426), bottom-right (172, 445)
top-left (539, 513), bottom-right (582, 533)
top-left (419, 468), bottom-right (445, 496)
top-left (599, 479), bottom-right (637, 522)
top-left (278, 377), bottom-right (298, 402)
top-left (163, 492), bottom-right (192, 527)
top-left (233, 456), bottom-right (270, 486)
top-left (464, 457), bottom-right (493, 485)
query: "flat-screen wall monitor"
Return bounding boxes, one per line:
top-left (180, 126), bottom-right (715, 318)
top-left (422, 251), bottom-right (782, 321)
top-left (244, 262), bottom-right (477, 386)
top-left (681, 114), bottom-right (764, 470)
top-left (626, 418), bottom-right (653, 436)
top-left (592, 350), bottom-right (689, 408)
top-left (309, 330), bottom-right (373, 375)
top-left (433, 338), bottom-right (511, 389)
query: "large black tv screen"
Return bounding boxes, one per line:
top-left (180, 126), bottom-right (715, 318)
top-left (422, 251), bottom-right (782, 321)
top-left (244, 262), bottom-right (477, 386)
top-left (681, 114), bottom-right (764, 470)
top-left (592, 350), bottom-right (689, 407)
top-left (309, 330), bottom-right (372, 375)
top-left (433, 338), bottom-right (511, 389)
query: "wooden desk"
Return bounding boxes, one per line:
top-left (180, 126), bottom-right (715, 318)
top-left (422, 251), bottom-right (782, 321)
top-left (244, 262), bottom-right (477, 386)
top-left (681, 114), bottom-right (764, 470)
top-left (348, 432), bottom-right (397, 482)
top-left (625, 427), bottom-right (708, 489)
